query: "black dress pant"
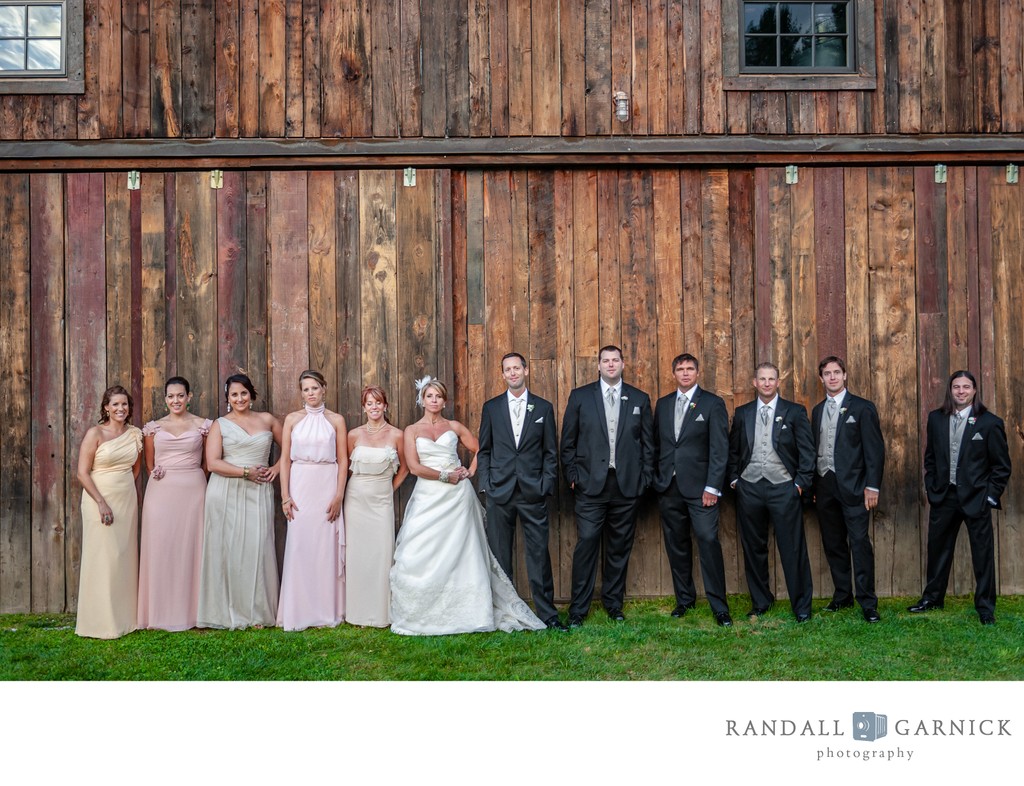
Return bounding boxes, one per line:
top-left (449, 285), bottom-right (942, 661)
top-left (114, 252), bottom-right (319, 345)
top-left (922, 485), bottom-right (996, 615)
top-left (569, 470), bottom-right (640, 617)
top-left (815, 470), bottom-right (877, 610)
top-left (657, 483), bottom-right (729, 614)
top-left (485, 485), bottom-right (558, 623)
top-left (736, 477), bottom-right (813, 616)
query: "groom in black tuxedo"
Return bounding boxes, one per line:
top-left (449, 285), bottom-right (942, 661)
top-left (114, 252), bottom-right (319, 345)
top-left (477, 352), bottom-right (564, 630)
top-left (560, 345), bottom-right (653, 626)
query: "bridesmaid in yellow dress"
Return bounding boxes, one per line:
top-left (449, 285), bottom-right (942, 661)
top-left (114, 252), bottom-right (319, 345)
top-left (197, 373), bottom-right (282, 629)
top-left (343, 386), bottom-right (408, 627)
top-left (75, 385), bottom-right (143, 639)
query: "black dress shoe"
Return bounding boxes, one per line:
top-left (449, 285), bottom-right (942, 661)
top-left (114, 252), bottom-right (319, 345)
top-left (747, 605), bottom-right (771, 618)
top-left (795, 613), bottom-right (812, 623)
top-left (568, 614), bottom-right (585, 629)
top-left (545, 617), bottom-right (569, 632)
top-left (607, 608), bottom-right (625, 622)
top-left (979, 613), bottom-right (996, 626)
top-left (908, 598), bottom-right (944, 613)
top-left (714, 611), bottom-right (734, 627)
top-left (670, 603), bottom-right (696, 618)
top-left (824, 599), bottom-right (855, 612)
top-left (863, 608), bottom-right (881, 623)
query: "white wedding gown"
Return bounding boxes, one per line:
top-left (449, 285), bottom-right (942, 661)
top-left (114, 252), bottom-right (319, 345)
top-left (390, 431), bottom-right (546, 635)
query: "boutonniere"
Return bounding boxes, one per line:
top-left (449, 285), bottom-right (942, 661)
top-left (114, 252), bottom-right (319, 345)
top-left (527, 403), bottom-right (535, 413)
top-left (968, 417), bottom-right (976, 425)
top-left (689, 401), bottom-right (696, 410)
top-left (775, 416), bottom-right (783, 423)
top-left (621, 395), bottom-right (629, 401)
top-left (839, 407), bottom-right (847, 415)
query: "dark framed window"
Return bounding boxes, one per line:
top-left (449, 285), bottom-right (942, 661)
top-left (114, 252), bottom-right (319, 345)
top-left (723, 0), bottom-right (876, 91)
top-left (0, 0), bottom-right (82, 94)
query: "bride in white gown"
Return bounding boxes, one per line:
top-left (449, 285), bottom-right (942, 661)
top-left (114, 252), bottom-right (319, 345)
top-left (390, 378), bottom-right (545, 636)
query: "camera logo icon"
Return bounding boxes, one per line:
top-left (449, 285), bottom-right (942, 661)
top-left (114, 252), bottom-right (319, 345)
top-left (852, 712), bottom-right (888, 741)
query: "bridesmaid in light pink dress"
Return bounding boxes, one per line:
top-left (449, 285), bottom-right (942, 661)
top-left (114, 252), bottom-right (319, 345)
top-left (277, 369), bottom-right (348, 631)
top-left (138, 377), bottom-right (212, 631)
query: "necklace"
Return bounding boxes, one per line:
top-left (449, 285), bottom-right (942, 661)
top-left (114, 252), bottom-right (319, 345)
top-left (366, 420), bottom-right (385, 434)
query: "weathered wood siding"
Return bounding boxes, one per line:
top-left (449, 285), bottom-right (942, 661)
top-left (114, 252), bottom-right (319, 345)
top-left (1, 164), bottom-right (1022, 612)
top-left (0, 0), bottom-right (1021, 141)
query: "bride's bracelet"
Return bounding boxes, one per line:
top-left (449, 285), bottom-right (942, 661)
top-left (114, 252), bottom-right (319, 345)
top-left (438, 470), bottom-right (450, 484)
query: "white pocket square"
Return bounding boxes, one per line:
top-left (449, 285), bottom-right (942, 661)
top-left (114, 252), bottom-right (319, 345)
top-left (972, 432), bottom-right (984, 441)
top-left (846, 415), bottom-right (856, 424)
top-left (695, 413), bottom-right (705, 422)
top-left (780, 424), bottom-right (788, 430)
top-left (535, 417), bottom-right (544, 423)
top-left (632, 406), bottom-right (641, 415)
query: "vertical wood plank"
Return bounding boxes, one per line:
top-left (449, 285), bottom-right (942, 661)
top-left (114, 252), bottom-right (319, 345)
top-left (679, 169), bottom-right (703, 355)
top-left (559, 0), bottom-right (585, 135)
top-left (400, 0), bottom-right (423, 136)
top-left (508, 0), bottom-right (533, 135)
top-left (181, 0), bottom-right (216, 138)
top-left (308, 172), bottom-right (338, 409)
top-left (647, 0), bottom-right (668, 135)
top-left (610, 0), bottom-right (631, 134)
top-left (753, 168), bottom-right (773, 362)
top-left (629, 0), bottom-right (649, 135)
top-left (359, 171), bottom-right (399, 404)
top-left (532, 0), bottom-right (560, 135)
top-left (268, 171), bottom-right (310, 415)
top-left (259, 0), bottom-right (287, 137)
top-left (445, 0), bottom-right (471, 137)
top-left (140, 173), bottom-right (167, 425)
top-left (554, 170), bottom-right (576, 596)
top-left (585, 0), bottom-right (612, 135)
top-left (284, 0), bottom-right (305, 137)
top-left (245, 172), bottom-right (268, 403)
top-left (897, 0), bottom-right (921, 133)
top-left (372, 0), bottom-right (402, 137)
top-left (238, 0), bottom-right (260, 137)
top-left (420, 2), bottom-right (446, 137)
top-left (920, 0), bottom-right (946, 132)
top-left (813, 168), bottom-right (847, 359)
top-left (451, 170), bottom-right (470, 422)
top-left (573, 170), bottom-right (599, 384)
top-left (336, 170), bottom-right (362, 422)
top-left (215, 0), bottom-right (240, 138)
top-left (596, 170), bottom-right (621, 346)
top-left (468, 0), bottom-right (491, 136)
top-left (302, 0), bottom-right (322, 137)
top-left (510, 172), bottom-right (531, 360)
top-left (699, 0), bottom-right (724, 133)
top-left (151, 0), bottom-right (182, 137)
top-left (0, 174), bottom-right (32, 612)
top-left (105, 172), bottom-right (133, 389)
top-left (64, 173), bottom-right (107, 611)
top-left (96, 0), bottom-right (122, 137)
top-left (945, 0), bottom-right (974, 132)
top-left (217, 172), bottom-right (247, 390)
top-left (999, 0), bottom-right (1024, 132)
top-left (29, 174), bottom-right (66, 611)
top-left (487, 0), bottom-right (509, 135)
top-left (665, 0), bottom-right (685, 134)
top-left (123, 0), bottom-right (152, 138)
top-left (483, 171), bottom-right (514, 387)
top-left (945, 166), bottom-right (970, 371)
top-left (176, 172), bottom-right (218, 419)
top-left (435, 170), bottom-right (455, 398)
top-left (973, 0), bottom-right (1001, 132)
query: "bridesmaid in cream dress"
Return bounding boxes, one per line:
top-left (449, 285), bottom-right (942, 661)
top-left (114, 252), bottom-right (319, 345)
top-left (76, 385), bottom-right (143, 639)
top-left (343, 386), bottom-right (407, 627)
top-left (197, 374), bottom-right (282, 629)
top-left (138, 376), bottom-right (211, 631)
top-left (277, 370), bottom-right (348, 631)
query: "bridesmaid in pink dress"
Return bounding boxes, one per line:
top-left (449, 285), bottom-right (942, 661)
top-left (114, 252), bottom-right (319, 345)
top-left (277, 369), bottom-right (349, 631)
top-left (138, 377), bottom-right (211, 631)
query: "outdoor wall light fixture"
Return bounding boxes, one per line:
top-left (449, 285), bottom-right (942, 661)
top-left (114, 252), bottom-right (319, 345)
top-left (613, 91), bottom-right (629, 122)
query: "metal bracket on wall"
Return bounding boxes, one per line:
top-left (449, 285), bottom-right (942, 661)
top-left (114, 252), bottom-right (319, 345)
top-left (934, 164), bottom-right (947, 184)
top-left (1007, 164), bottom-right (1019, 184)
top-left (127, 170), bottom-right (140, 190)
top-left (785, 165), bottom-right (798, 185)
top-left (403, 167), bottom-right (416, 187)
top-left (210, 170), bottom-right (224, 189)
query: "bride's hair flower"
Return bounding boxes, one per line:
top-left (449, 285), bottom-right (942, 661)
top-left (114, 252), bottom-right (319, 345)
top-left (415, 375), bottom-right (435, 408)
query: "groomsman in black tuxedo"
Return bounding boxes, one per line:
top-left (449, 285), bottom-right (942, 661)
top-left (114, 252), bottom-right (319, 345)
top-left (728, 362), bottom-right (815, 622)
top-left (910, 370), bottom-right (1012, 625)
top-left (812, 356), bottom-right (885, 623)
top-left (477, 352), bottom-right (565, 630)
top-left (652, 353), bottom-right (732, 626)
top-left (560, 345), bottom-right (653, 626)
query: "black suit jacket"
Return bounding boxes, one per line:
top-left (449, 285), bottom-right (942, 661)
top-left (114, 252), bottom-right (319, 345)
top-left (653, 386), bottom-right (729, 497)
top-left (477, 391), bottom-right (558, 505)
top-left (560, 380), bottom-right (654, 497)
top-left (923, 408), bottom-right (1011, 518)
top-left (811, 392), bottom-right (886, 507)
top-left (728, 397), bottom-right (815, 491)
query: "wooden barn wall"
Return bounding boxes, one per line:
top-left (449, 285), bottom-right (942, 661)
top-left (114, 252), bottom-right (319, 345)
top-left (0, 164), bottom-right (1022, 613)
top-left (0, 0), bottom-right (1022, 141)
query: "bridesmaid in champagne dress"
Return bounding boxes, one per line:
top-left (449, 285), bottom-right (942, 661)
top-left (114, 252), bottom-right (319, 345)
top-left (344, 386), bottom-right (408, 627)
top-left (277, 370), bottom-right (349, 631)
top-left (76, 386), bottom-right (143, 639)
top-left (138, 376), bottom-right (211, 631)
top-left (197, 374), bottom-right (282, 629)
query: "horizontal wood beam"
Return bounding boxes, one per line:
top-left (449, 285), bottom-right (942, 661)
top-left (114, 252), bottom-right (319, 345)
top-left (2, 135), bottom-right (1024, 171)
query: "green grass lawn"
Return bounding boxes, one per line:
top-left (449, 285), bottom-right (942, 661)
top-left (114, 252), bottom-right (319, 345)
top-left (3, 595), bottom-right (1022, 680)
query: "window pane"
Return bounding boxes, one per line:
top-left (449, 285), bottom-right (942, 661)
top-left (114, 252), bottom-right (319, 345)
top-left (745, 3), bottom-right (776, 34)
top-left (814, 3), bottom-right (847, 34)
top-left (780, 35), bottom-right (812, 67)
top-left (814, 35), bottom-right (847, 67)
top-left (779, 3), bottom-right (812, 34)
top-left (28, 5), bottom-right (62, 37)
top-left (27, 37), bottom-right (59, 69)
top-left (0, 6), bottom-right (26, 37)
top-left (745, 35), bottom-right (777, 67)
top-left (0, 38), bottom-right (25, 70)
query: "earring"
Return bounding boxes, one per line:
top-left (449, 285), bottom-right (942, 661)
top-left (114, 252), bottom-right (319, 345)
top-left (226, 403), bottom-right (232, 412)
